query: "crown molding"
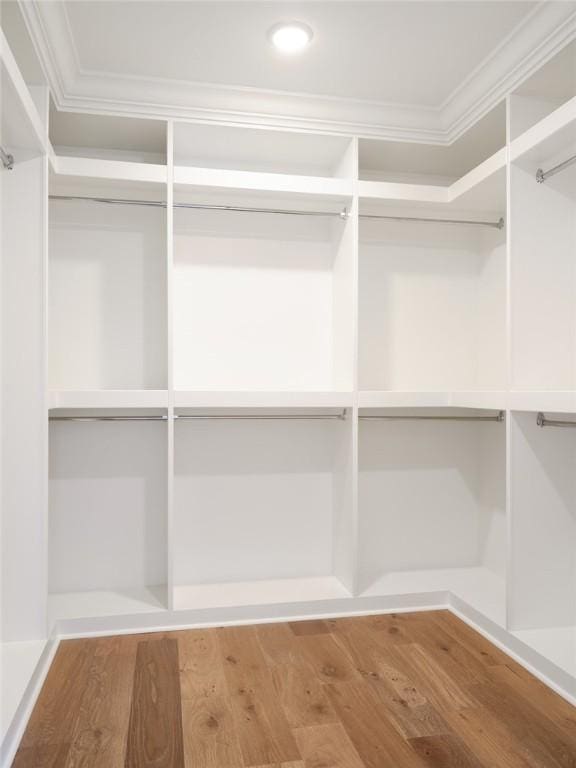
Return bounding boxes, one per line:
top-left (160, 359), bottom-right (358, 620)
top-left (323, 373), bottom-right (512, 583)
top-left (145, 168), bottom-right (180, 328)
top-left (19, 0), bottom-right (576, 143)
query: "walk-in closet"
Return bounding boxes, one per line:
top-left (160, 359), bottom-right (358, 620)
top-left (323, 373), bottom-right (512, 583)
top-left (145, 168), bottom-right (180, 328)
top-left (2, 2), bottom-right (576, 766)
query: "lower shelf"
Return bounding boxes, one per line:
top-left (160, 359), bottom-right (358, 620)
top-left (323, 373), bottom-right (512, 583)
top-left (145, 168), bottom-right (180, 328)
top-left (361, 566), bottom-right (506, 627)
top-left (1, 640), bottom-right (46, 743)
top-left (513, 625), bottom-right (576, 679)
top-left (48, 585), bottom-right (167, 623)
top-left (174, 576), bottom-right (351, 611)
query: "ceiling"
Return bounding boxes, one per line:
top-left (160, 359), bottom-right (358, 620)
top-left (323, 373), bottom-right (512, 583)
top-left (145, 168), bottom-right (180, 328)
top-left (63, 1), bottom-right (532, 106)
top-left (17, 1), bottom-right (576, 141)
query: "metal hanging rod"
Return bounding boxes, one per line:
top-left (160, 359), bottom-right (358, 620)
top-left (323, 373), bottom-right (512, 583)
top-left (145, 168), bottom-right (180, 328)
top-left (360, 411), bottom-right (505, 422)
top-left (49, 415), bottom-right (168, 422)
top-left (360, 213), bottom-right (504, 230)
top-left (48, 195), bottom-right (348, 220)
top-left (0, 146), bottom-right (14, 170)
top-left (175, 410), bottom-right (347, 421)
top-left (537, 412), bottom-right (576, 429)
top-left (536, 153), bottom-right (576, 184)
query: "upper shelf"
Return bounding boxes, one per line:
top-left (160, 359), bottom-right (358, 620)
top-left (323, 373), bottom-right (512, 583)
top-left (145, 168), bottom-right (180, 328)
top-left (0, 27), bottom-right (48, 156)
top-left (51, 155), bottom-right (167, 184)
top-left (359, 148), bottom-right (506, 215)
top-left (174, 165), bottom-right (353, 205)
top-left (510, 93), bottom-right (576, 171)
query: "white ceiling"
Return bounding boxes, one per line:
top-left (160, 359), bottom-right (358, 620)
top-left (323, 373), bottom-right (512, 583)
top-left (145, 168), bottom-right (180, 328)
top-left (18, 1), bottom-right (576, 141)
top-left (64, 1), bottom-right (534, 107)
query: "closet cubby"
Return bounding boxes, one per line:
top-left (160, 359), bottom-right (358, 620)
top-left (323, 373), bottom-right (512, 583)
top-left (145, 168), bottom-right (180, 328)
top-left (358, 408), bottom-right (507, 625)
top-left (509, 411), bottom-right (576, 690)
top-left (49, 108), bottom-right (167, 165)
top-left (173, 189), bottom-right (355, 394)
top-left (173, 410), bottom-right (354, 609)
top-left (359, 104), bottom-right (506, 184)
top-left (49, 176), bottom-right (168, 395)
top-left (509, 40), bottom-right (576, 141)
top-left (510, 122), bottom-right (576, 395)
top-left (48, 411), bottom-right (169, 621)
top-left (358, 215), bottom-right (506, 394)
top-left (173, 122), bottom-right (354, 178)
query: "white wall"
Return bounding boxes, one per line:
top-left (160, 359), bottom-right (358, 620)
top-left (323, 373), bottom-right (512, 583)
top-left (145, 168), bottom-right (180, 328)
top-left (1, 153), bottom-right (47, 642)
top-left (173, 210), bottom-right (336, 391)
top-left (49, 421), bottom-right (167, 593)
top-left (49, 199), bottom-right (167, 390)
top-left (510, 412), bottom-right (576, 630)
top-left (510, 159), bottom-right (576, 390)
top-left (358, 417), bottom-right (506, 591)
top-left (173, 419), bottom-right (341, 585)
top-left (359, 221), bottom-right (506, 391)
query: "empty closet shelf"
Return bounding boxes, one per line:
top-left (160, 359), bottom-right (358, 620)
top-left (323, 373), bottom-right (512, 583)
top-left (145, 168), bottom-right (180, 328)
top-left (48, 586), bottom-right (168, 623)
top-left (174, 577), bottom-right (351, 611)
top-left (361, 567), bottom-right (506, 627)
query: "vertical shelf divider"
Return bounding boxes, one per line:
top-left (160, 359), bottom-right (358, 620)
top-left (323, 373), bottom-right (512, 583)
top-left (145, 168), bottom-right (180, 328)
top-left (166, 120), bottom-right (175, 611)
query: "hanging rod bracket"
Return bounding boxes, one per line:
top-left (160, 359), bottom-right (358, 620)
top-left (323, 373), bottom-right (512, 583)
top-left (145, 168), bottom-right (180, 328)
top-left (537, 412), bottom-right (576, 429)
top-left (0, 147), bottom-right (14, 171)
top-left (535, 152), bottom-right (576, 184)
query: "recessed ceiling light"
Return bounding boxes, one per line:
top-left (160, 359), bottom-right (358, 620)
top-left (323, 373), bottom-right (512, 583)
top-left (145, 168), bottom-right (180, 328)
top-left (268, 21), bottom-right (313, 55)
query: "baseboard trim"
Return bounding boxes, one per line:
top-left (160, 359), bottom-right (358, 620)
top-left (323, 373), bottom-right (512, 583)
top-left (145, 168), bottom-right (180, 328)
top-left (0, 633), bottom-right (60, 768)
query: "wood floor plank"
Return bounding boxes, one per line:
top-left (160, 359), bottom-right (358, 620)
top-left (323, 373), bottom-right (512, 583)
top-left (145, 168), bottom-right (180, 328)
top-left (64, 639), bottom-right (137, 768)
top-left (446, 707), bottom-right (536, 768)
top-left (332, 620), bottom-right (450, 739)
top-left (486, 664), bottom-right (576, 737)
top-left (271, 661), bottom-right (339, 728)
top-left (430, 612), bottom-right (513, 668)
top-left (293, 722), bottom-right (365, 768)
top-left (296, 633), bottom-right (362, 684)
top-left (326, 681), bottom-right (428, 768)
top-left (256, 623), bottom-right (301, 666)
top-left (15, 612), bottom-right (576, 768)
top-left (177, 629), bottom-right (242, 768)
top-left (392, 643), bottom-right (477, 714)
top-left (125, 638), bottom-right (184, 768)
top-left (469, 680), bottom-right (576, 768)
top-left (14, 638), bottom-right (98, 766)
top-left (217, 625), bottom-right (301, 767)
top-left (256, 623), bottom-right (339, 728)
top-left (408, 734), bottom-right (486, 768)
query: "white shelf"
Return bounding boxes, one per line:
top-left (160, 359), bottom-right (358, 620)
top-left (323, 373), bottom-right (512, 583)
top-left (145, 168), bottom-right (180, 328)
top-left (359, 148), bottom-right (506, 213)
top-left (1, 640), bottom-right (46, 743)
top-left (362, 567), bottom-right (506, 626)
top-left (174, 576), bottom-right (350, 611)
top-left (509, 391), bottom-right (576, 414)
top-left (174, 390), bottom-right (353, 409)
top-left (48, 389), bottom-right (169, 410)
top-left (174, 165), bottom-right (352, 204)
top-left (512, 625), bottom-right (576, 679)
top-left (359, 390), bottom-right (507, 410)
top-left (510, 93), bottom-right (576, 166)
top-left (49, 586), bottom-right (167, 623)
top-left (0, 27), bottom-right (47, 155)
top-left (51, 155), bottom-right (167, 185)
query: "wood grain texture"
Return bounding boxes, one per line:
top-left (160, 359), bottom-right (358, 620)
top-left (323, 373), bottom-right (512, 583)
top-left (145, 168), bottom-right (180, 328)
top-left (14, 610), bottom-right (576, 768)
top-left (125, 638), bottom-right (184, 768)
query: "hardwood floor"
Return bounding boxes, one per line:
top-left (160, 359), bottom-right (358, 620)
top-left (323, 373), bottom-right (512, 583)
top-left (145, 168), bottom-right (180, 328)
top-left (13, 610), bottom-right (576, 767)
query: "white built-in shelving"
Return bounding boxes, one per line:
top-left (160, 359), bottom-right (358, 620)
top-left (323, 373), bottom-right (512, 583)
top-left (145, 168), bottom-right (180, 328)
top-left (3, 17), bottom-right (576, 760)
